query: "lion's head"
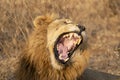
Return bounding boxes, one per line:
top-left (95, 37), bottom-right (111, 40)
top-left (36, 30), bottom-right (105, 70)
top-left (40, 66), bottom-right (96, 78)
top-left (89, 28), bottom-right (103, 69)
top-left (33, 14), bottom-right (89, 70)
top-left (41, 17), bottom-right (88, 70)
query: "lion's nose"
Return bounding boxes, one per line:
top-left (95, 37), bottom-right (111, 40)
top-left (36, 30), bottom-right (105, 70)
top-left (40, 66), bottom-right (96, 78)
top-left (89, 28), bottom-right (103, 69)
top-left (77, 24), bottom-right (86, 35)
top-left (77, 24), bottom-right (85, 31)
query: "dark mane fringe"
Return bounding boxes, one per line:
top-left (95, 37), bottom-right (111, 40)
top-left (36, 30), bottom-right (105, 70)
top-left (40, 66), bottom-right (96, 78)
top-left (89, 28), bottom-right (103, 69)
top-left (17, 57), bottom-right (38, 80)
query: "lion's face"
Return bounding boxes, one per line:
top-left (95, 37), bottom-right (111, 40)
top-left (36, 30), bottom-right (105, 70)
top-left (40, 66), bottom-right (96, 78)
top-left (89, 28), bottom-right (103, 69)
top-left (47, 19), bottom-right (87, 69)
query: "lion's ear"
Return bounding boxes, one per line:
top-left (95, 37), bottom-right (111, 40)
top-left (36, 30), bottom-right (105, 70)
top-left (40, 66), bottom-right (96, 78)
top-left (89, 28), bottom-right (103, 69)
top-left (33, 14), bottom-right (58, 28)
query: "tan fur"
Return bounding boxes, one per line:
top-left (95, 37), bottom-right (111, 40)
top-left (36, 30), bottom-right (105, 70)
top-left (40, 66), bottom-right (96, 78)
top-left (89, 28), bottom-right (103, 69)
top-left (17, 14), bottom-right (89, 80)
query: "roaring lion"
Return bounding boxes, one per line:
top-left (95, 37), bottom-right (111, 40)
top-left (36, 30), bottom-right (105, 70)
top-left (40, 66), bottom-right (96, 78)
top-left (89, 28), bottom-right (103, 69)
top-left (17, 14), bottom-right (89, 80)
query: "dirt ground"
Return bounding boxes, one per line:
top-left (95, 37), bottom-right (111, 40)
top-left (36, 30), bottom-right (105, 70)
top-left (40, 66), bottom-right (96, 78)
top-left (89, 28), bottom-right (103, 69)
top-left (0, 0), bottom-right (120, 80)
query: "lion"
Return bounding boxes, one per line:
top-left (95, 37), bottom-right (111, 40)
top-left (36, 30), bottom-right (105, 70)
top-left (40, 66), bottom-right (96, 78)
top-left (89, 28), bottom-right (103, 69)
top-left (17, 14), bottom-right (89, 80)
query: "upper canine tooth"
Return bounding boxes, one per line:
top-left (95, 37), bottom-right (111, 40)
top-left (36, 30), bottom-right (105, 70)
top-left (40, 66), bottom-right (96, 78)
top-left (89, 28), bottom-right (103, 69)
top-left (63, 35), bottom-right (68, 38)
top-left (77, 39), bottom-right (81, 44)
top-left (66, 34), bottom-right (69, 37)
top-left (69, 33), bottom-right (73, 38)
top-left (63, 35), bottom-right (66, 38)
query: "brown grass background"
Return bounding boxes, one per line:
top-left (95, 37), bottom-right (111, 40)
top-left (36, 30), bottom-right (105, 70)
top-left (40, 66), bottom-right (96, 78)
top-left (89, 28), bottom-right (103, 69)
top-left (0, 0), bottom-right (120, 80)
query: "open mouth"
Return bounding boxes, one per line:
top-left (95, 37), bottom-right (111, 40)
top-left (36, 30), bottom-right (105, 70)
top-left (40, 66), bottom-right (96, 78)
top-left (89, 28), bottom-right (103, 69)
top-left (54, 32), bottom-right (82, 64)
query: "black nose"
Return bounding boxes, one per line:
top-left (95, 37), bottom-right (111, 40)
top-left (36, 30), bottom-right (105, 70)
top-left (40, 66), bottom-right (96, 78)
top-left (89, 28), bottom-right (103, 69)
top-left (77, 24), bottom-right (85, 33)
top-left (77, 24), bottom-right (85, 31)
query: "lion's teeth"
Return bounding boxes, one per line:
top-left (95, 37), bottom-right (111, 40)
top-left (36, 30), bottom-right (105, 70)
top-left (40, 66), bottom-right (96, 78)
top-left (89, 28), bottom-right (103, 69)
top-left (59, 54), bottom-right (63, 60)
top-left (67, 52), bottom-right (69, 54)
top-left (74, 41), bottom-right (77, 45)
top-left (73, 33), bottom-right (78, 37)
top-left (63, 34), bottom-right (68, 38)
top-left (66, 34), bottom-right (69, 37)
top-left (59, 54), bottom-right (69, 62)
top-left (68, 33), bottom-right (72, 39)
top-left (77, 39), bottom-right (81, 44)
top-left (64, 58), bottom-right (69, 62)
top-left (63, 35), bottom-right (66, 38)
top-left (70, 33), bottom-right (73, 38)
top-left (65, 34), bottom-right (69, 38)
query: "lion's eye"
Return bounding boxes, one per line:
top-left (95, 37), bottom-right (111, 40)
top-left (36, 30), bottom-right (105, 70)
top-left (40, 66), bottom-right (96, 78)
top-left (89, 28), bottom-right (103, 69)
top-left (64, 19), bottom-right (72, 24)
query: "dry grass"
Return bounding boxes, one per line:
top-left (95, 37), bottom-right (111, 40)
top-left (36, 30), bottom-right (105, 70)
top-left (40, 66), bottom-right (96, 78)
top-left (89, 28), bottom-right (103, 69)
top-left (0, 0), bottom-right (120, 79)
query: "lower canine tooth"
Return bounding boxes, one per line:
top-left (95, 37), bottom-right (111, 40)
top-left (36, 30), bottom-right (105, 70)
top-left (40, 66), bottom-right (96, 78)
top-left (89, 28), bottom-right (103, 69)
top-left (59, 54), bottom-right (69, 62)
top-left (64, 58), bottom-right (69, 62)
top-left (59, 54), bottom-right (63, 60)
top-left (69, 33), bottom-right (73, 38)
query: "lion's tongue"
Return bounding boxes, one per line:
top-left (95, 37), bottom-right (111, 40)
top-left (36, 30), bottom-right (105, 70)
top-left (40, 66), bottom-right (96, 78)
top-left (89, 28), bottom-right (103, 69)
top-left (57, 39), bottom-right (74, 60)
top-left (57, 43), bottom-right (68, 60)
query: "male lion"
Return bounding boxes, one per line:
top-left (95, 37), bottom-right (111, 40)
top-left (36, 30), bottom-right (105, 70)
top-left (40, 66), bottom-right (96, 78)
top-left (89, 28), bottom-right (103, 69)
top-left (17, 14), bottom-right (89, 80)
